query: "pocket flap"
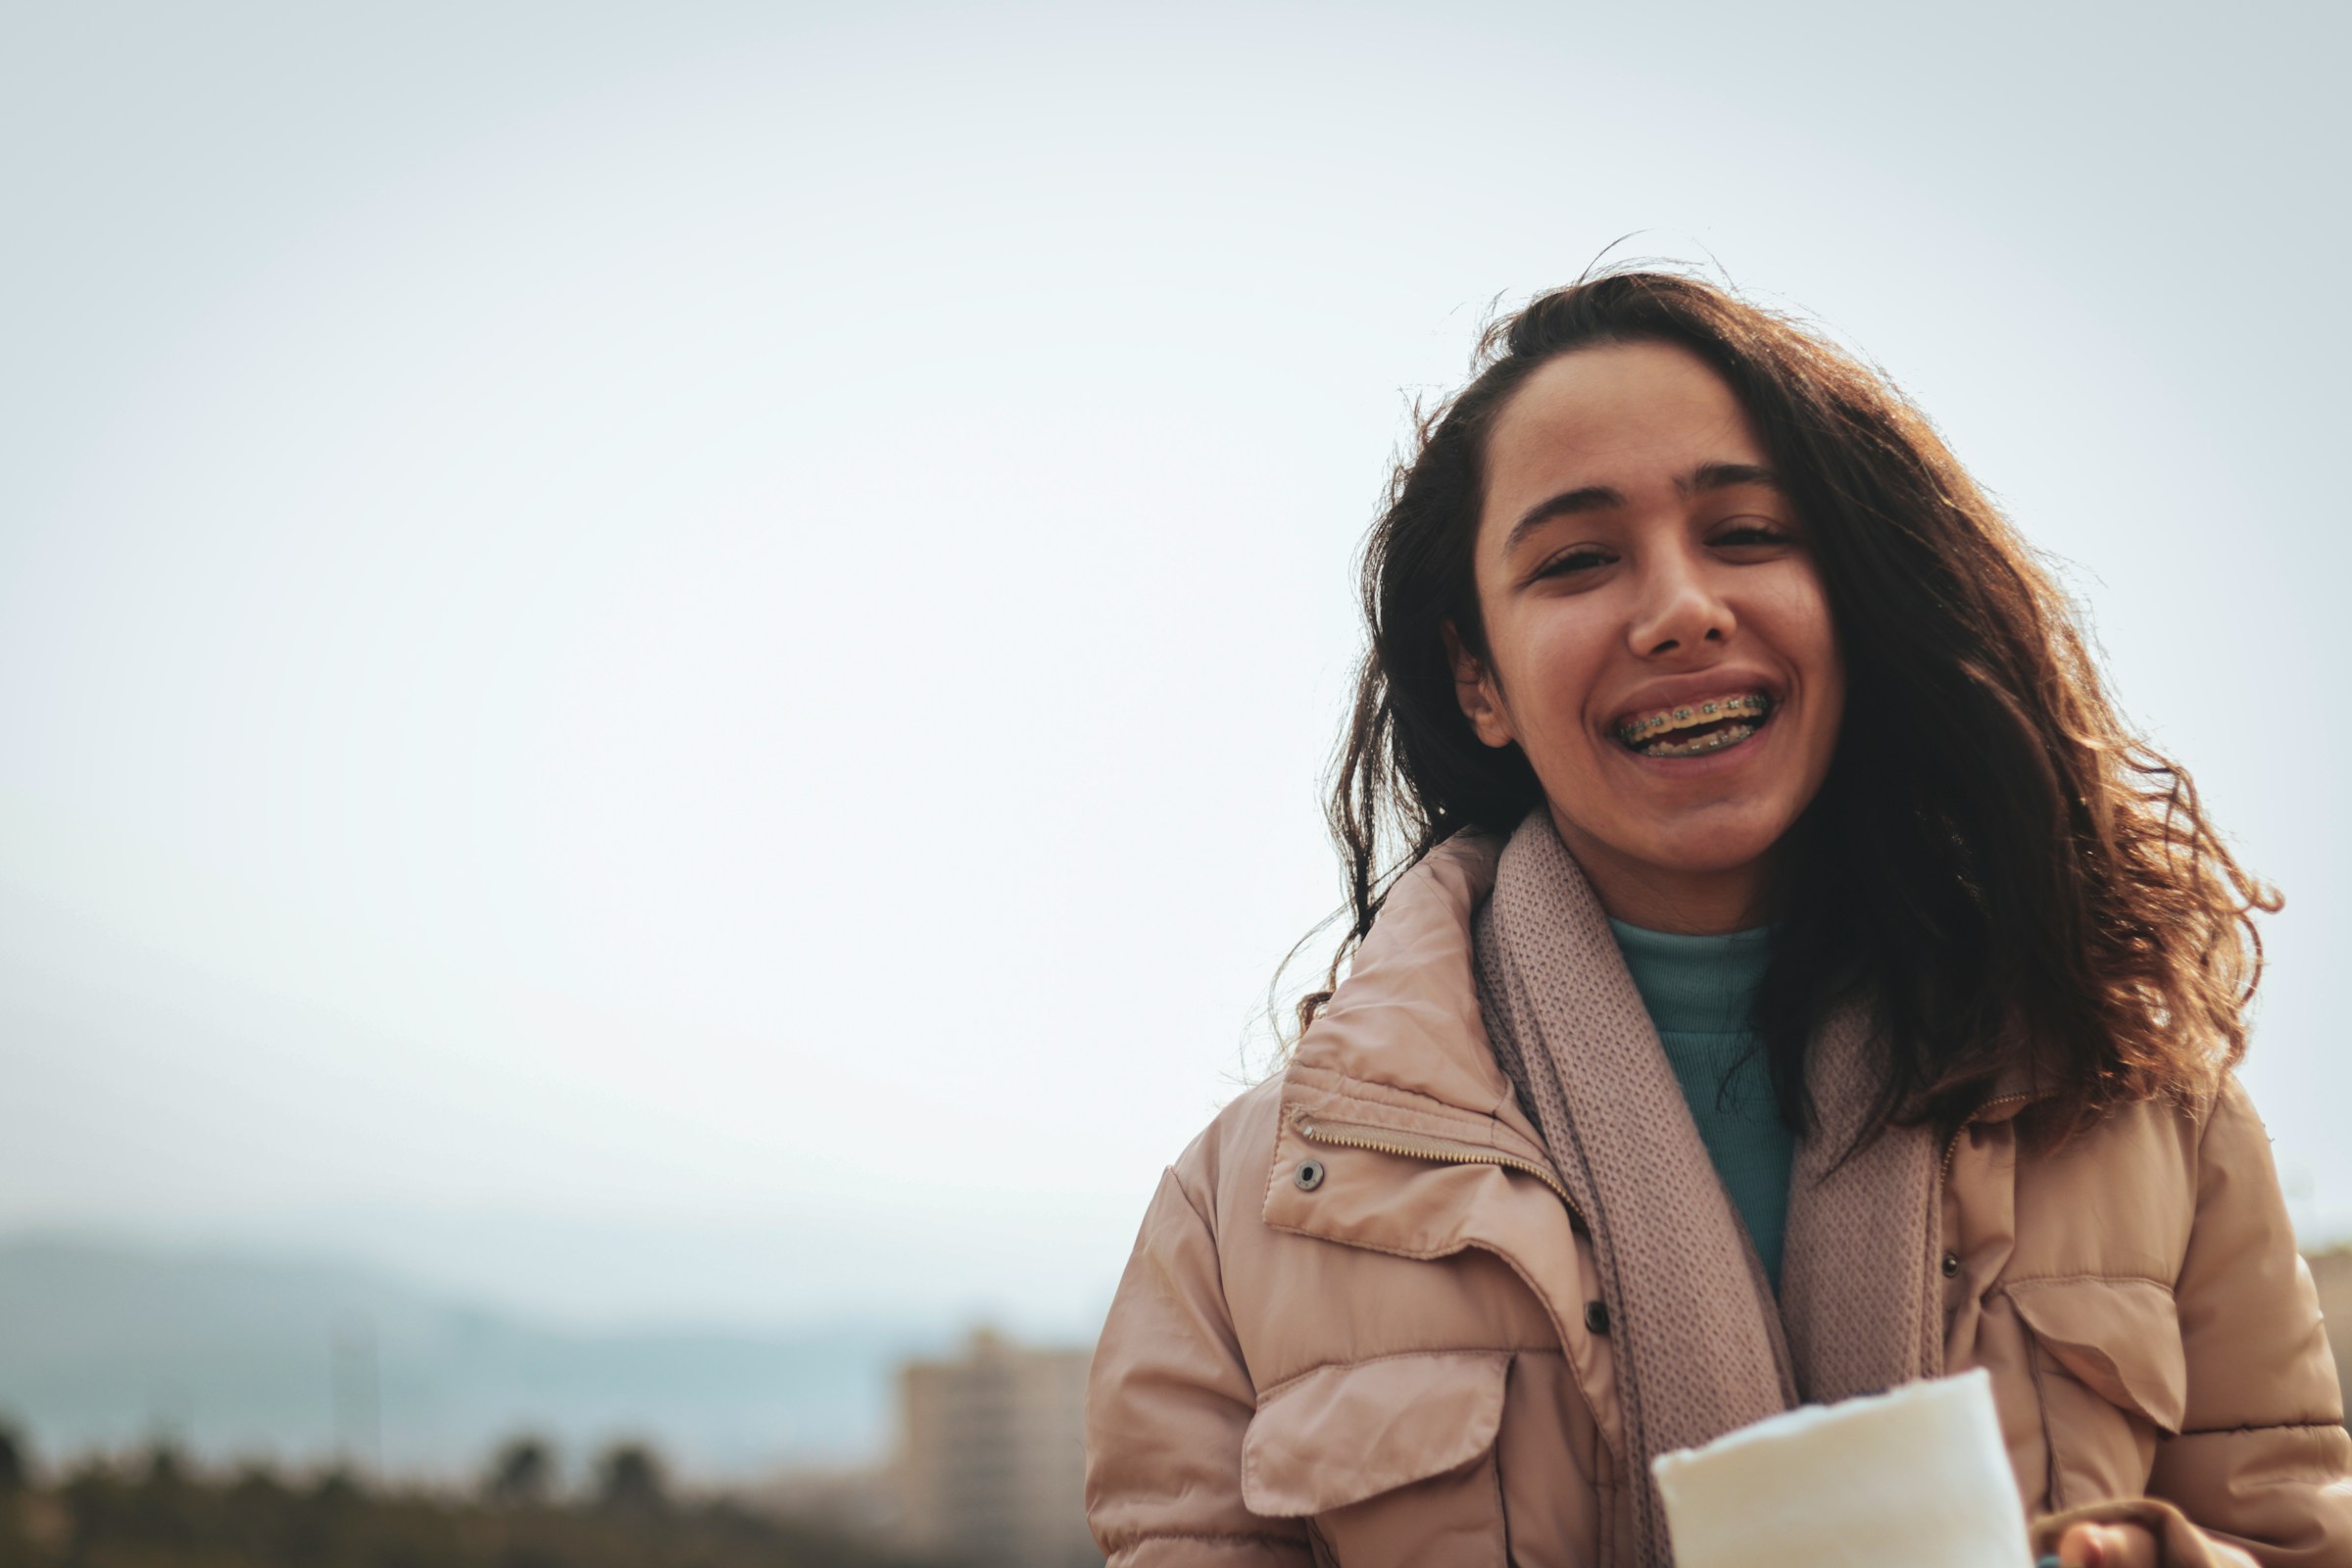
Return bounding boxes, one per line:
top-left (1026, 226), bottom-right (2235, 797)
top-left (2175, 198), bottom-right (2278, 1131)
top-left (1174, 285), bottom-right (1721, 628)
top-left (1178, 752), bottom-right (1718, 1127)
top-left (2008, 1277), bottom-right (2186, 1433)
top-left (1241, 1350), bottom-right (1510, 1517)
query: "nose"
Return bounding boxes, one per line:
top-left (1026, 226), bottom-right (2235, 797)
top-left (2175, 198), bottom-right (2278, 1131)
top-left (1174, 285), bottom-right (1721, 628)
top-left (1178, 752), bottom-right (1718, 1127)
top-left (1626, 544), bottom-right (1735, 658)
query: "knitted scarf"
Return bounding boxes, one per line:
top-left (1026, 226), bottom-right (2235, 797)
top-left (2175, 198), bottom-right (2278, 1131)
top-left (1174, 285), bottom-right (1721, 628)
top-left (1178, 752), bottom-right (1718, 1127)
top-left (1472, 811), bottom-right (1944, 1568)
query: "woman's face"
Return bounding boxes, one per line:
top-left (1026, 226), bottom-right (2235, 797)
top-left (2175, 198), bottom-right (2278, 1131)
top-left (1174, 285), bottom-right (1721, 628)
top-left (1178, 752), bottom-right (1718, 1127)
top-left (1451, 340), bottom-right (1845, 932)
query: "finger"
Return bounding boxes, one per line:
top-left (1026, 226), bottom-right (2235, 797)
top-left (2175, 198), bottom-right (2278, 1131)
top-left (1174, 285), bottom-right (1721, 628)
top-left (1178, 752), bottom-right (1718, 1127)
top-left (2057, 1521), bottom-right (2160, 1568)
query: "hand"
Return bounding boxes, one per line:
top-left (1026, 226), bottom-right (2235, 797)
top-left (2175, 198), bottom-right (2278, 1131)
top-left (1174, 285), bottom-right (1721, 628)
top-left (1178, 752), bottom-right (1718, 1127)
top-left (2051, 1521), bottom-right (2158, 1568)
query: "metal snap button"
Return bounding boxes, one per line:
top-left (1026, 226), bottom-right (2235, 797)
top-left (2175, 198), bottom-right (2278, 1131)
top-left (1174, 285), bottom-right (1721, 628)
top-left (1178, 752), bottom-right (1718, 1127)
top-left (1294, 1158), bottom-right (1326, 1192)
top-left (1940, 1250), bottom-right (1961, 1278)
top-left (1585, 1299), bottom-right (1610, 1334)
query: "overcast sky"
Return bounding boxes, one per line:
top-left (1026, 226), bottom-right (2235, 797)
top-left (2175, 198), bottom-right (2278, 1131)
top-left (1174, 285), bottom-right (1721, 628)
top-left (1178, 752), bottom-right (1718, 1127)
top-left (3, 0), bottom-right (2346, 1334)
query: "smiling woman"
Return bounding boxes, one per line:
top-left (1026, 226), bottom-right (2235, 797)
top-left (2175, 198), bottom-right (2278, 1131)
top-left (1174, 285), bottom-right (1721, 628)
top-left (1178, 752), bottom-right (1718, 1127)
top-left (1082, 272), bottom-right (2351, 1568)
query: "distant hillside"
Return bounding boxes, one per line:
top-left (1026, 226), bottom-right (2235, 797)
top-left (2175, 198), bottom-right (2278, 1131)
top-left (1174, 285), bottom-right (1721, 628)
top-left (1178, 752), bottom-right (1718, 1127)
top-left (0, 1234), bottom-right (952, 1481)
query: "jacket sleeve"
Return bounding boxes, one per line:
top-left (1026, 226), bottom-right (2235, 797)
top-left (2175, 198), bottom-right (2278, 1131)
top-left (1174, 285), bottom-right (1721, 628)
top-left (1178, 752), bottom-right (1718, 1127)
top-left (1085, 1166), bottom-right (1313, 1568)
top-left (2036, 1077), bottom-right (2352, 1568)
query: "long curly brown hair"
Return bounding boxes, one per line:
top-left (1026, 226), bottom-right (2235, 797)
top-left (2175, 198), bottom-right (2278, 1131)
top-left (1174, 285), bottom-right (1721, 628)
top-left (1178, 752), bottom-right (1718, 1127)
top-left (1304, 269), bottom-right (2277, 1138)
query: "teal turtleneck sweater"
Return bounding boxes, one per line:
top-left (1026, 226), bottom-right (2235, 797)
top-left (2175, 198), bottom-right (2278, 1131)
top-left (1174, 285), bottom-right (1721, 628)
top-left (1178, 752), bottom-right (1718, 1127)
top-left (1606, 920), bottom-right (1795, 1287)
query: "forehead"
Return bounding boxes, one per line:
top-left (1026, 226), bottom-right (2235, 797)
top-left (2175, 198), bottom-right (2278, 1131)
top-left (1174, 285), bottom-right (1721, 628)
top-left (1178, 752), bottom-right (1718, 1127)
top-left (1480, 341), bottom-right (1764, 526)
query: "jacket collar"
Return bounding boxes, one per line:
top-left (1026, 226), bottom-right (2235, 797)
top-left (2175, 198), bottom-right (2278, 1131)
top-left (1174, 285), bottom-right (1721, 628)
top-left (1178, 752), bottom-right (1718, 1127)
top-left (1284, 832), bottom-right (1553, 1153)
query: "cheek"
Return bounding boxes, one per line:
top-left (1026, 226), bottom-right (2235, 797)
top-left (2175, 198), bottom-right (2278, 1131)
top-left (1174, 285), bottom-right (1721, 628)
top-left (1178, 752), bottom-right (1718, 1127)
top-left (1497, 612), bottom-right (1613, 746)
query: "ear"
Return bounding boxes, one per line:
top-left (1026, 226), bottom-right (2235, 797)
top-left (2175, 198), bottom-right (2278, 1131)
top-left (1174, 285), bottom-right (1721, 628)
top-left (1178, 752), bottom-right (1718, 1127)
top-left (1442, 622), bottom-right (1516, 749)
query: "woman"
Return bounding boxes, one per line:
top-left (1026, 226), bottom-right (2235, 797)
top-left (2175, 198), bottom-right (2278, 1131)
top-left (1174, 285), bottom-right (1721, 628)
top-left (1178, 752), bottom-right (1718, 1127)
top-left (1082, 272), bottom-right (2351, 1568)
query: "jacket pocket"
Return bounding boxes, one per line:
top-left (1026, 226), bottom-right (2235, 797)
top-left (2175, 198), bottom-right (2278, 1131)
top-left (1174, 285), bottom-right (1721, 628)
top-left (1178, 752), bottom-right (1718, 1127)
top-left (2007, 1276), bottom-right (2187, 1510)
top-left (1242, 1350), bottom-right (1512, 1568)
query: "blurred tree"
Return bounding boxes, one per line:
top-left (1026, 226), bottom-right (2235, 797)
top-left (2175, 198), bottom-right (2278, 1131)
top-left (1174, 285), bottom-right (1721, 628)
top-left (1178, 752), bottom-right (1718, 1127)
top-left (309, 1464), bottom-right (365, 1516)
top-left (125, 1441), bottom-right (198, 1551)
top-left (221, 1463), bottom-right (294, 1564)
top-left (23, 1443), bottom-right (924, 1568)
top-left (483, 1436), bottom-right (558, 1506)
top-left (140, 1440), bottom-right (186, 1488)
top-left (593, 1441), bottom-right (668, 1515)
top-left (281, 1465), bottom-right (365, 1566)
top-left (494, 1544), bottom-right (567, 1568)
top-left (59, 1453), bottom-right (119, 1555)
top-left (0, 1417), bottom-right (28, 1492)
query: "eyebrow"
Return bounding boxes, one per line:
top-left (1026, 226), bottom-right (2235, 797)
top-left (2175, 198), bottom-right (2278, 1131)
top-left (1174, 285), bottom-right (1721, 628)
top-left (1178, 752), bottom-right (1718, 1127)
top-left (1501, 461), bottom-right (1784, 556)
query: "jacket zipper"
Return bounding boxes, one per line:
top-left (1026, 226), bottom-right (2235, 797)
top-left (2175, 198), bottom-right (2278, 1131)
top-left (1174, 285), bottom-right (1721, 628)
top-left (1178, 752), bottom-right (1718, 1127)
top-left (1939, 1093), bottom-right (2032, 1186)
top-left (1290, 1108), bottom-right (1585, 1225)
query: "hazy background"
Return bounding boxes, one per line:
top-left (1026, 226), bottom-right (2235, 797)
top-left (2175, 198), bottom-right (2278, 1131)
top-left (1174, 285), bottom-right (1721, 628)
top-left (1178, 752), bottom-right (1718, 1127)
top-left (3, 0), bottom-right (2346, 1473)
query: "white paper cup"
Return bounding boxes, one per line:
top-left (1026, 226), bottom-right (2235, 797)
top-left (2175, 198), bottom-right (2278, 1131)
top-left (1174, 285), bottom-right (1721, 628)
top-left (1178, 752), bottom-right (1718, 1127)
top-left (1651, 1369), bottom-right (2033, 1568)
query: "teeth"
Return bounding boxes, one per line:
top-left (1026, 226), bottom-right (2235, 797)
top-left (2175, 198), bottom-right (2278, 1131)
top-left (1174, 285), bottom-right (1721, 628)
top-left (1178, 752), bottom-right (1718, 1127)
top-left (1615, 693), bottom-right (1771, 747)
top-left (1638, 722), bottom-right (1758, 758)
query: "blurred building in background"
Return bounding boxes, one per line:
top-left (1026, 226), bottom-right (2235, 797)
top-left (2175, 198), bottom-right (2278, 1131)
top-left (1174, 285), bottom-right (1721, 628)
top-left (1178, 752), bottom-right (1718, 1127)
top-left (893, 1328), bottom-right (1097, 1568)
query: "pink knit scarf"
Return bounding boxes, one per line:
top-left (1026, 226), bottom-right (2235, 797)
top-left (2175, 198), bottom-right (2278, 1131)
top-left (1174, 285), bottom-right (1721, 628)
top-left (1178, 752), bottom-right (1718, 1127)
top-left (1472, 812), bottom-right (1944, 1568)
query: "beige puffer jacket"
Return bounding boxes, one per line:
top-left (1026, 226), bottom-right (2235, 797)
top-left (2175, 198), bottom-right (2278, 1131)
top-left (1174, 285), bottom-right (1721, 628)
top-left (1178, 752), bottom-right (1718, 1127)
top-left (1084, 837), bottom-right (2352, 1567)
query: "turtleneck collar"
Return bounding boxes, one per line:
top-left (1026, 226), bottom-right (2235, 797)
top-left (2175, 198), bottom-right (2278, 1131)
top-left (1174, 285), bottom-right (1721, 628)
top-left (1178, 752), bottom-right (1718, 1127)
top-left (1605, 920), bottom-right (1772, 1037)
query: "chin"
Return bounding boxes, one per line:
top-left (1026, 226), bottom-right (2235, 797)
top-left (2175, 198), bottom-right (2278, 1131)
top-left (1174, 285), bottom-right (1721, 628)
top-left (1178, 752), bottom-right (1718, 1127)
top-left (1620, 812), bottom-right (1792, 877)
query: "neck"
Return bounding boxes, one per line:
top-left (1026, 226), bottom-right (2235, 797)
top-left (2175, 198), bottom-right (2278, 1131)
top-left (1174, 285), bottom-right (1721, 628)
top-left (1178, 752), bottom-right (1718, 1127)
top-left (1547, 805), bottom-right (1777, 934)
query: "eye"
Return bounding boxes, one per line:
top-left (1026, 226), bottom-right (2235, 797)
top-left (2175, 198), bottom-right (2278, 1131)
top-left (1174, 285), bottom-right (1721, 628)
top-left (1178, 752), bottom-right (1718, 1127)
top-left (1531, 546), bottom-right (1617, 580)
top-left (1710, 518), bottom-right (1798, 551)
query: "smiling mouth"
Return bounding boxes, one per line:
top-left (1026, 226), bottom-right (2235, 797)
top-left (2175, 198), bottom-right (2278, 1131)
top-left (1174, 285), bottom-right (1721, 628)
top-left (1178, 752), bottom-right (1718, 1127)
top-left (1614, 693), bottom-right (1775, 759)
